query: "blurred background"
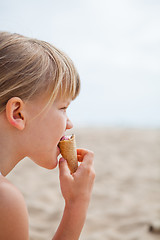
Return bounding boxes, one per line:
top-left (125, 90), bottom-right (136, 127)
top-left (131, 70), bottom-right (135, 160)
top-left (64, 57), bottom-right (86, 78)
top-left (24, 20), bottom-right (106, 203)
top-left (2, 1), bottom-right (160, 240)
top-left (0, 0), bottom-right (160, 128)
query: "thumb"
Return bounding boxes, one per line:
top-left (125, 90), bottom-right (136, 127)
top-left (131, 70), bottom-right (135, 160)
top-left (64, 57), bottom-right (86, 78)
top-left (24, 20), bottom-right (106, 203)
top-left (59, 158), bottom-right (70, 177)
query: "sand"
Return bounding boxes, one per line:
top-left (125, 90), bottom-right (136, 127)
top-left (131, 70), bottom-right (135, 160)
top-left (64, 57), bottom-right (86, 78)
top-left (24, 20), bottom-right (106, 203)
top-left (7, 128), bottom-right (160, 240)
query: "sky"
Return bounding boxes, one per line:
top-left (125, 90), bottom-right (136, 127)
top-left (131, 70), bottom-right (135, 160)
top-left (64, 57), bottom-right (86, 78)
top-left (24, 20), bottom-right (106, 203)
top-left (0, 0), bottom-right (160, 127)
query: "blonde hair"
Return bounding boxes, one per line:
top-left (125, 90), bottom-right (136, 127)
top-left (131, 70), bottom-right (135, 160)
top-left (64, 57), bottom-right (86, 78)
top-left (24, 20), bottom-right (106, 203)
top-left (0, 32), bottom-right (80, 113)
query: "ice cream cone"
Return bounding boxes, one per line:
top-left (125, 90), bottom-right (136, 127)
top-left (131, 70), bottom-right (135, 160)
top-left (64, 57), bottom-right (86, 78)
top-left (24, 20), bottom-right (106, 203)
top-left (58, 134), bottom-right (78, 173)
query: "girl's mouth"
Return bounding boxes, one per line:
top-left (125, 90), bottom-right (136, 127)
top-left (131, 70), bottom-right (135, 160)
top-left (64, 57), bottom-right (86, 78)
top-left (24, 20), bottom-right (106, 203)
top-left (60, 135), bottom-right (73, 141)
top-left (58, 135), bottom-right (73, 149)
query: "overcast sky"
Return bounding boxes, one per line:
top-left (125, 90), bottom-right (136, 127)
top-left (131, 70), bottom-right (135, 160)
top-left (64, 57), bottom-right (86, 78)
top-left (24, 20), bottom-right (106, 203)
top-left (0, 0), bottom-right (160, 127)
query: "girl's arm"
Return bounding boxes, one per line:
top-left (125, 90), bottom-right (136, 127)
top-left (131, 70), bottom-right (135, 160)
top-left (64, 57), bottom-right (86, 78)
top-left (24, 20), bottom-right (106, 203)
top-left (53, 149), bottom-right (95, 240)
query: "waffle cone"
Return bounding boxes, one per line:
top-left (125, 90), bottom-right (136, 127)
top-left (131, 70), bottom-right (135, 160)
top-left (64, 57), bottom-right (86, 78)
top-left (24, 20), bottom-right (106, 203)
top-left (58, 134), bottom-right (78, 173)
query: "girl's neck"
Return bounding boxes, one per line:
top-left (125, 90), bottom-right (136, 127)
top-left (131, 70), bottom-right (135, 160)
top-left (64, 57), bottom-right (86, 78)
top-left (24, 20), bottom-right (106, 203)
top-left (0, 146), bottom-right (24, 176)
top-left (0, 139), bottom-right (23, 176)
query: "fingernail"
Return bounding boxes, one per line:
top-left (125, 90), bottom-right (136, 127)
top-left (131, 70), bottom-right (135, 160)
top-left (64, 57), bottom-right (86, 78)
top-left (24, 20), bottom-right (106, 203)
top-left (59, 157), bottom-right (65, 163)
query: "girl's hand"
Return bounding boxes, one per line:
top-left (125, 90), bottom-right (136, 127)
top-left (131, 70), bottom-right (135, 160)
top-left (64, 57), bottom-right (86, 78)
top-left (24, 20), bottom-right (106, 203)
top-left (53, 149), bottom-right (95, 240)
top-left (59, 148), bottom-right (95, 207)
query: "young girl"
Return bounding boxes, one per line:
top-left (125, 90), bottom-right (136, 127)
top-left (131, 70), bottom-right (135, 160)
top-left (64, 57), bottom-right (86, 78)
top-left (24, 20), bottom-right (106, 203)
top-left (0, 32), bottom-right (95, 240)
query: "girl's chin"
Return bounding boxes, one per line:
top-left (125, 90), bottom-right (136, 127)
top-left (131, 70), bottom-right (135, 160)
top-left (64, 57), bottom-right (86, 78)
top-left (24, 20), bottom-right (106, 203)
top-left (47, 155), bottom-right (59, 169)
top-left (30, 155), bottom-right (58, 170)
top-left (30, 148), bottom-right (60, 170)
top-left (44, 159), bottom-right (58, 170)
top-left (41, 147), bottom-right (60, 170)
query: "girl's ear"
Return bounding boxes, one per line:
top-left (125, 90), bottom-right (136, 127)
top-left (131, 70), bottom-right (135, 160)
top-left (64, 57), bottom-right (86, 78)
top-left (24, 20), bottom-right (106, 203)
top-left (6, 97), bottom-right (26, 130)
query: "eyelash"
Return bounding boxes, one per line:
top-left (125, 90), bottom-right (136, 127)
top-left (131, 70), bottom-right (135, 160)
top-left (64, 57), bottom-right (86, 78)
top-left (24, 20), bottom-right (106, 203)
top-left (60, 107), bottom-right (67, 111)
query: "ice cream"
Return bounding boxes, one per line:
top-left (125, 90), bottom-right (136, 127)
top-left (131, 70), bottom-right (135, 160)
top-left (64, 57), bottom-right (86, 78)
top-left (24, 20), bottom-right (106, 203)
top-left (58, 134), bottom-right (78, 173)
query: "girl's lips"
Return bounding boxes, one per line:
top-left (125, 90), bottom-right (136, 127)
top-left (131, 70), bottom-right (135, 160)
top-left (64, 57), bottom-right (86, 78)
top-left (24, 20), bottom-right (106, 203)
top-left (60, 135), bottom-right (72, 141)
top-left (58, 135), bottom-right (73, 148)
top-left (60, 136), bottom-right (69, 141)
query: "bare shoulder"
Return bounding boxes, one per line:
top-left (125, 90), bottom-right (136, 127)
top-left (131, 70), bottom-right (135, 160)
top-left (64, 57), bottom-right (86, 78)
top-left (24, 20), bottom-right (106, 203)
top-left (0, 175), bottom-right (29, 240)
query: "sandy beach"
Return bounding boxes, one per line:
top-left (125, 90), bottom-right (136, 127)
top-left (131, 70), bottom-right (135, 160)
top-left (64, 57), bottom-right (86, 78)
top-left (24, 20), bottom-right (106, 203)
top-left (7, 128), bottom-right (160, 240)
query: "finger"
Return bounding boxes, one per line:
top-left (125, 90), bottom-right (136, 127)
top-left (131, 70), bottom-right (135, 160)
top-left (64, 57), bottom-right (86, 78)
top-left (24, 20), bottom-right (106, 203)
top-left (77, 148), bottom-right (89, 157)
top-left (59, 158), bottom-right (71, 177)
top-left (77, 148), bottom-right (94, 158)
top-left (77, 155), bottom-right (83, 162)
top-left (77, 149), bottom-right (94, 166)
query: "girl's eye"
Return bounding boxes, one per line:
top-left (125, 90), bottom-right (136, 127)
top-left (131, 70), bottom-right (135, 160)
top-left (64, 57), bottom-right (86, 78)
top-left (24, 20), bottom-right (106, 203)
top-left (60, 107), bottom-right (67, 111)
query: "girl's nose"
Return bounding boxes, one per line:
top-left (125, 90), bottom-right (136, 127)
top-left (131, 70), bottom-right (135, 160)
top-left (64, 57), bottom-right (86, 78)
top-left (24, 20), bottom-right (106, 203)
top-left (66, 117), bottom-right (73, 130)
